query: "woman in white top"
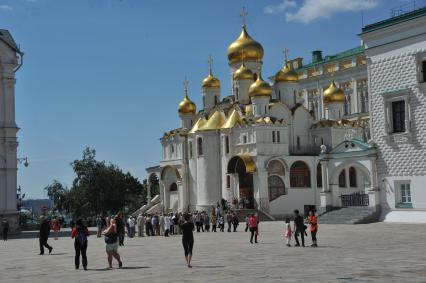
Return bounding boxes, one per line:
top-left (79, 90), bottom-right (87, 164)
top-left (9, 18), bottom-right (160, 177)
top-left (164, 215), bottom-right (171, 237)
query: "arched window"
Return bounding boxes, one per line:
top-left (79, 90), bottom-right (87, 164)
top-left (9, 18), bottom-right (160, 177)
top-left (317, 163), bottom-right (322, 188)
top-left (169, 183), bottom-right (177, 192)
top-left (197, 137), bottom-right (203, 156)
top-left (339, 169), bottom-right (346, 188)
top-left (268, 160), bottom-right (285, 176)
top-left (290, 161), bottom-right (311, 188)
top-left (349, 167), bottom-right (357, 187)
top-left (268, 175), bottom-right (286, 201)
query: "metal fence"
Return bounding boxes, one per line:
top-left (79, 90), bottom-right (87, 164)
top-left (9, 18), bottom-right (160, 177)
top-left (341, 192), bottom-right (369, 207)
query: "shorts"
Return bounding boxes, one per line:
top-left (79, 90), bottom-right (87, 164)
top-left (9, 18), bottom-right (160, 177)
top-left (105, 242), bottom-right (119, 253)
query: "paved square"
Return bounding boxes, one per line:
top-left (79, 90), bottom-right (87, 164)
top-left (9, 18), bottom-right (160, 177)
top-left (1, 222), bottom-right (426, 282)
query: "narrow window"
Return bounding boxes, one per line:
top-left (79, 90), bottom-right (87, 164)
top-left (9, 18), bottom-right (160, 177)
top-left (272, 131), bottom-right (276, 143)
top-left (338, 170), bottom-right (346, 188)
top-left (189, 141), bottom-right (193, 158)
top-left (293, 90), bottom-right (297, 104)
top-left (297, 136), bottom-right (301, 150)
top-left (226, 175), bottom-right (230, 188)
top-left (235, 87), bottom-right (239, 100)
top-left (349, 167), bottom-right (357, 187)
top-left (277, 131), bottom-right (281, 143)
top-left (197, 137), bottom-right (203, 156)
top-left (321, 138), bottom-right (324, 145)
top-left (243, 135), bottom-right (247, 144)
top-left (278, 90), bottom-right (281, 100)
top-left (392, 101), bottom-right (405, 133)
top-left (225, 136), bottom-right (230, 154)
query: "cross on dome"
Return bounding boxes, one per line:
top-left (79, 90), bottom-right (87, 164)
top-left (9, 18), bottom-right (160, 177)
top-left (208, 55), bottom-right (213, 75)
top-left (183, 77), bottom-right (189, 96)
top-left (283, 47), bottom-right (289, 63)
top-left (240, 6), bottom-right (248, 27)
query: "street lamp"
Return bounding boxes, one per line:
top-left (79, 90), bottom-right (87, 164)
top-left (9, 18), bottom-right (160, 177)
top-left (18, 157), bottom-right (29, 167)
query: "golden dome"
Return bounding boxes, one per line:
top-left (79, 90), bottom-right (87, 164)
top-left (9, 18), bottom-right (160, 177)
top-left (248, 69), bottom-right (272, 98)
top-left (227, 26), bottom-right (264, 64)
top-left (275, 62), bottom-right (299, 83)
top-left (233, 62), bottom-right (254, 80)
top-left (178, 95), bottom-right (196, 115)
top-left (202, 73), bottom-right (221, 89)
top-left (323, 81), bottom-right (345, 104)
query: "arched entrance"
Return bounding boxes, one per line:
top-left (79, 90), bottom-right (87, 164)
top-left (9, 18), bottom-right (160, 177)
top-left (227, 155), bottom-right (256, 209)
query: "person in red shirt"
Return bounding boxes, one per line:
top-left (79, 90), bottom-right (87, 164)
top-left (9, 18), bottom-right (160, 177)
top-left (248, 214), bottom-right (259, 244)
top-left (71, 219), bottom-right (90, 270)
top-left (308, 210), bottom-right (318, 247)
top-left (52, 218), bottom-right (60, 240)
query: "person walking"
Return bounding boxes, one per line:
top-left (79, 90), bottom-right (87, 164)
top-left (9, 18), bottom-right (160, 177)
top-left (226, 211), bottom-right (232, 232)
top-left (116, 213), bottom-right (125, 246)
top-left (203, 213), bottom-right (210, 232)
top-left (164, 214), bottom-right (171, 237)
top-left (284, 218), bottom-right (293, 247)
top-left (127, 216), bottom-right (135, 238)
top-left (218, 216), bottom-right (224, 232)
top-left (159, 214), bottom-right (165, 236)
top-left (211, 213), bottom-right (217, 232)
top-left (2, 218), bottom-right (9, 241)
top-left (96, 215), bottom-right (103, 238)
top-left (248, 213), bottom-right (258, 244)
top-left (145, 214), bottom-right (153, 236)
top-left (244, 214), bottom-right (250, 232)
top-left (170, 213), bottom-right (175, 235)
top-left (103, 217), bottom-right (123, 269)
top-left (180, 214), bottom-right (195, 268)
top-left (232, 213), bottom-right (239, 232)
top-left (308, 211), bottom-right (318, 247)
top-left (293, 210), bottom-right (305, 247)
top-left (52, 217), bottom-right (61, 240)
top-left (39, 217), bottom-right (53, 255)
top-left (71, 219), bottom-right (90, 270)
top-left (136, 214), bottom-right (144, 237)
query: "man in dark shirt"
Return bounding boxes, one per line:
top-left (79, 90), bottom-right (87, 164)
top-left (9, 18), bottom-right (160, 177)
top-left (39, 217), bottom-right (53, 255)
top-left (293, 209), bottom-right (305, 247)
top-left (181, 214), bottom-right (195, 268)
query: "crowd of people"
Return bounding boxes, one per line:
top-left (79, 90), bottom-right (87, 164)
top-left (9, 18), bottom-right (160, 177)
top-left (2, 203), bottom-right (319, 270)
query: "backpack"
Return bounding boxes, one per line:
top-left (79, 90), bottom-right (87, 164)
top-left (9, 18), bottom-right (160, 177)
top-left (77, 228), bottom-right (87, 245)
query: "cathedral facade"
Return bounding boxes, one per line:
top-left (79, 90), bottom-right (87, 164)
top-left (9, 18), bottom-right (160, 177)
top-left (151, 17), bottom-right (375, 218)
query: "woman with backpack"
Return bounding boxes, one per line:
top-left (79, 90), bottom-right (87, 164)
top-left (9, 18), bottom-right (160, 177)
top-left (103, 217), bottom-right (123, 269)
top-left (71, 219), bottom-right (90, 270)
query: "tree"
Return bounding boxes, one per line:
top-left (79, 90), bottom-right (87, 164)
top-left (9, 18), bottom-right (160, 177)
top-left (44, 180), bottom-right (68, 213)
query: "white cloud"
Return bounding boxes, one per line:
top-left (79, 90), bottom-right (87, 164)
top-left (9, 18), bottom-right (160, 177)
top-left (264, 0), bottom-right (297, 14)
top-left (285, 0), bottom-right (380, 24)
top-left (0, 5), bottom-right (13, 11)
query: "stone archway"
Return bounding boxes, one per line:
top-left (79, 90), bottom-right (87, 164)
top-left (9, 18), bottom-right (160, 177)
top-left (160, 165), bottom-right (182, 212)
top-left (227, 155), bottom-right (256, 209)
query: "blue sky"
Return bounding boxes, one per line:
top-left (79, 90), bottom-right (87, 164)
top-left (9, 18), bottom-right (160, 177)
top-left (0, 0), bottom-right (408, 198)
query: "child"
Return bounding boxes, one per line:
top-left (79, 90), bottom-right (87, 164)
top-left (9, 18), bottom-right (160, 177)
top-left (218, 216), bottom-right (224, 232)
top-left (284, 218), bottom-right (292, 247)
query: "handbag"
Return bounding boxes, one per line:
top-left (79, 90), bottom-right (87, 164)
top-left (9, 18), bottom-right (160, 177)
top-left (104, 232), bottom-right (118, 244)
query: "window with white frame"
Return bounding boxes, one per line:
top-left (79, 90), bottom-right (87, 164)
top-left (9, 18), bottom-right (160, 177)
top-left (417, 52), bottom-right (426, 83)
top-left (396, 181), bottom-right (412, 208)
top-left (242, 135), bottom-right (247, 144)
top-left (276, 131), bottom-right (281, 143)
top-left (383, 91), bottom-right (411, 136)
top-left (272, 131), bottom-right (276, 143)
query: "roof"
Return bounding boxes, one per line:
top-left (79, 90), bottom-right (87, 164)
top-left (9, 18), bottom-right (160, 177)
top-left (0, 29), bottom-right (22, 54)
top-left (361, 6), bottom-right (426, 34)
top-left (296, 46), bottom-right (365, 71)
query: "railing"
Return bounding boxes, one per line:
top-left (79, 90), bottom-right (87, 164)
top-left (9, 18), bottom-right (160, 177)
top-left (391, 0), bottom-right (426, 17)
top-left (341, 192), bottom-right (369, 207)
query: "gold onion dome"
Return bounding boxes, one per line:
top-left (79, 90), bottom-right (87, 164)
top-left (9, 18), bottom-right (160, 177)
top-left (202, 73), bottom-right (221, 89)
top-left (234, 62), bottom-right (254, 80)
top-left (323, 81), bottom-right (345, 104)
top-left (275, 62), bottom-right (299, 83)
top-left (227, 26), bottom-right (264, 64)
top-left (248, 69), bottom-right (272, 98)
top-left (178, 95), bottom-right (196, 114)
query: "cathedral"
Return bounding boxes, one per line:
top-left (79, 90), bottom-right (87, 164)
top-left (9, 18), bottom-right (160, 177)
top-left (145, 7), bottom-right (426, 222)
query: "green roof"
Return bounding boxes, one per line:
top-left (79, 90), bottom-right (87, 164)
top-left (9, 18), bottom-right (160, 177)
top-left (296, 45), bottom-right (365, 71)
top-left (0, 29), bottom-right (21, 54)
top-left (362, 6), bottom-right (426, 34)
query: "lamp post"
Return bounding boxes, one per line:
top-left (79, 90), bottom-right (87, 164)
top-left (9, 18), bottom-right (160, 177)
top-left (18, 157), bottom-right (29, 167)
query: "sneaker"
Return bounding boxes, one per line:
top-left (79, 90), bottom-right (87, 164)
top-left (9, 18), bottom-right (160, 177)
top-left (83, 266), bottom-right (87, 271)
top-left (48, 247), bottom-right (53, 254)
top-left (118, 261), bottom-right (123, 269)
top-left (75, 266), bottom-right (79, 270)
top-left (188, 264), bottom-right (192, 268)
top-left (295, 244), bottom-right (300, 247)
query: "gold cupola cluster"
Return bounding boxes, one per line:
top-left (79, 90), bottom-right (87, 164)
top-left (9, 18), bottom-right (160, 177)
top-left (248, 68), bottom-right (272, 98)
top-left (275, 62), bottom-right (299, 83)
top-left (233, 62), bottom-right (254, 81)
top-left (178, 95), bottom-right (196, 115)
top-left (227, 25), bottom-right (264, 64)
top-left (323, 81), bottom-right (346, 104)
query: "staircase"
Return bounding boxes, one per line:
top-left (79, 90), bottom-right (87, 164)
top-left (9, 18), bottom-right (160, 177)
top-left (235, 209), bottom-right (275, 222)
top-left (132, 195), bottom-right (160, 216)
top-left (318, 207), bottom-right (380, 224)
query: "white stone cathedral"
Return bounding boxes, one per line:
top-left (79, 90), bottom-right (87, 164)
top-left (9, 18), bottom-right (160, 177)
top-left (146, 7), bottom-right (426, 221)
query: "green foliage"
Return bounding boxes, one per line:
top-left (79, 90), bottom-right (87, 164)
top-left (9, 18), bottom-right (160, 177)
top-left (44, 180), bottom-right (68, 213)
top-left (46, 147), bottom-right (146, 218)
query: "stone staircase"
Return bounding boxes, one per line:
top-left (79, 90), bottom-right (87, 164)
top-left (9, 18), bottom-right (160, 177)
top-left (235, 208), bottom-right (275, 222)
top-left (132, 195), bottom-right (160, 216)
top-left (318, 207), bottom-right (380, 224)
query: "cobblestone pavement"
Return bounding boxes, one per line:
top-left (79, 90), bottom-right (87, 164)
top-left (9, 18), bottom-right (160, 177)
top-left (1, 222), bottom-right (426, 283)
